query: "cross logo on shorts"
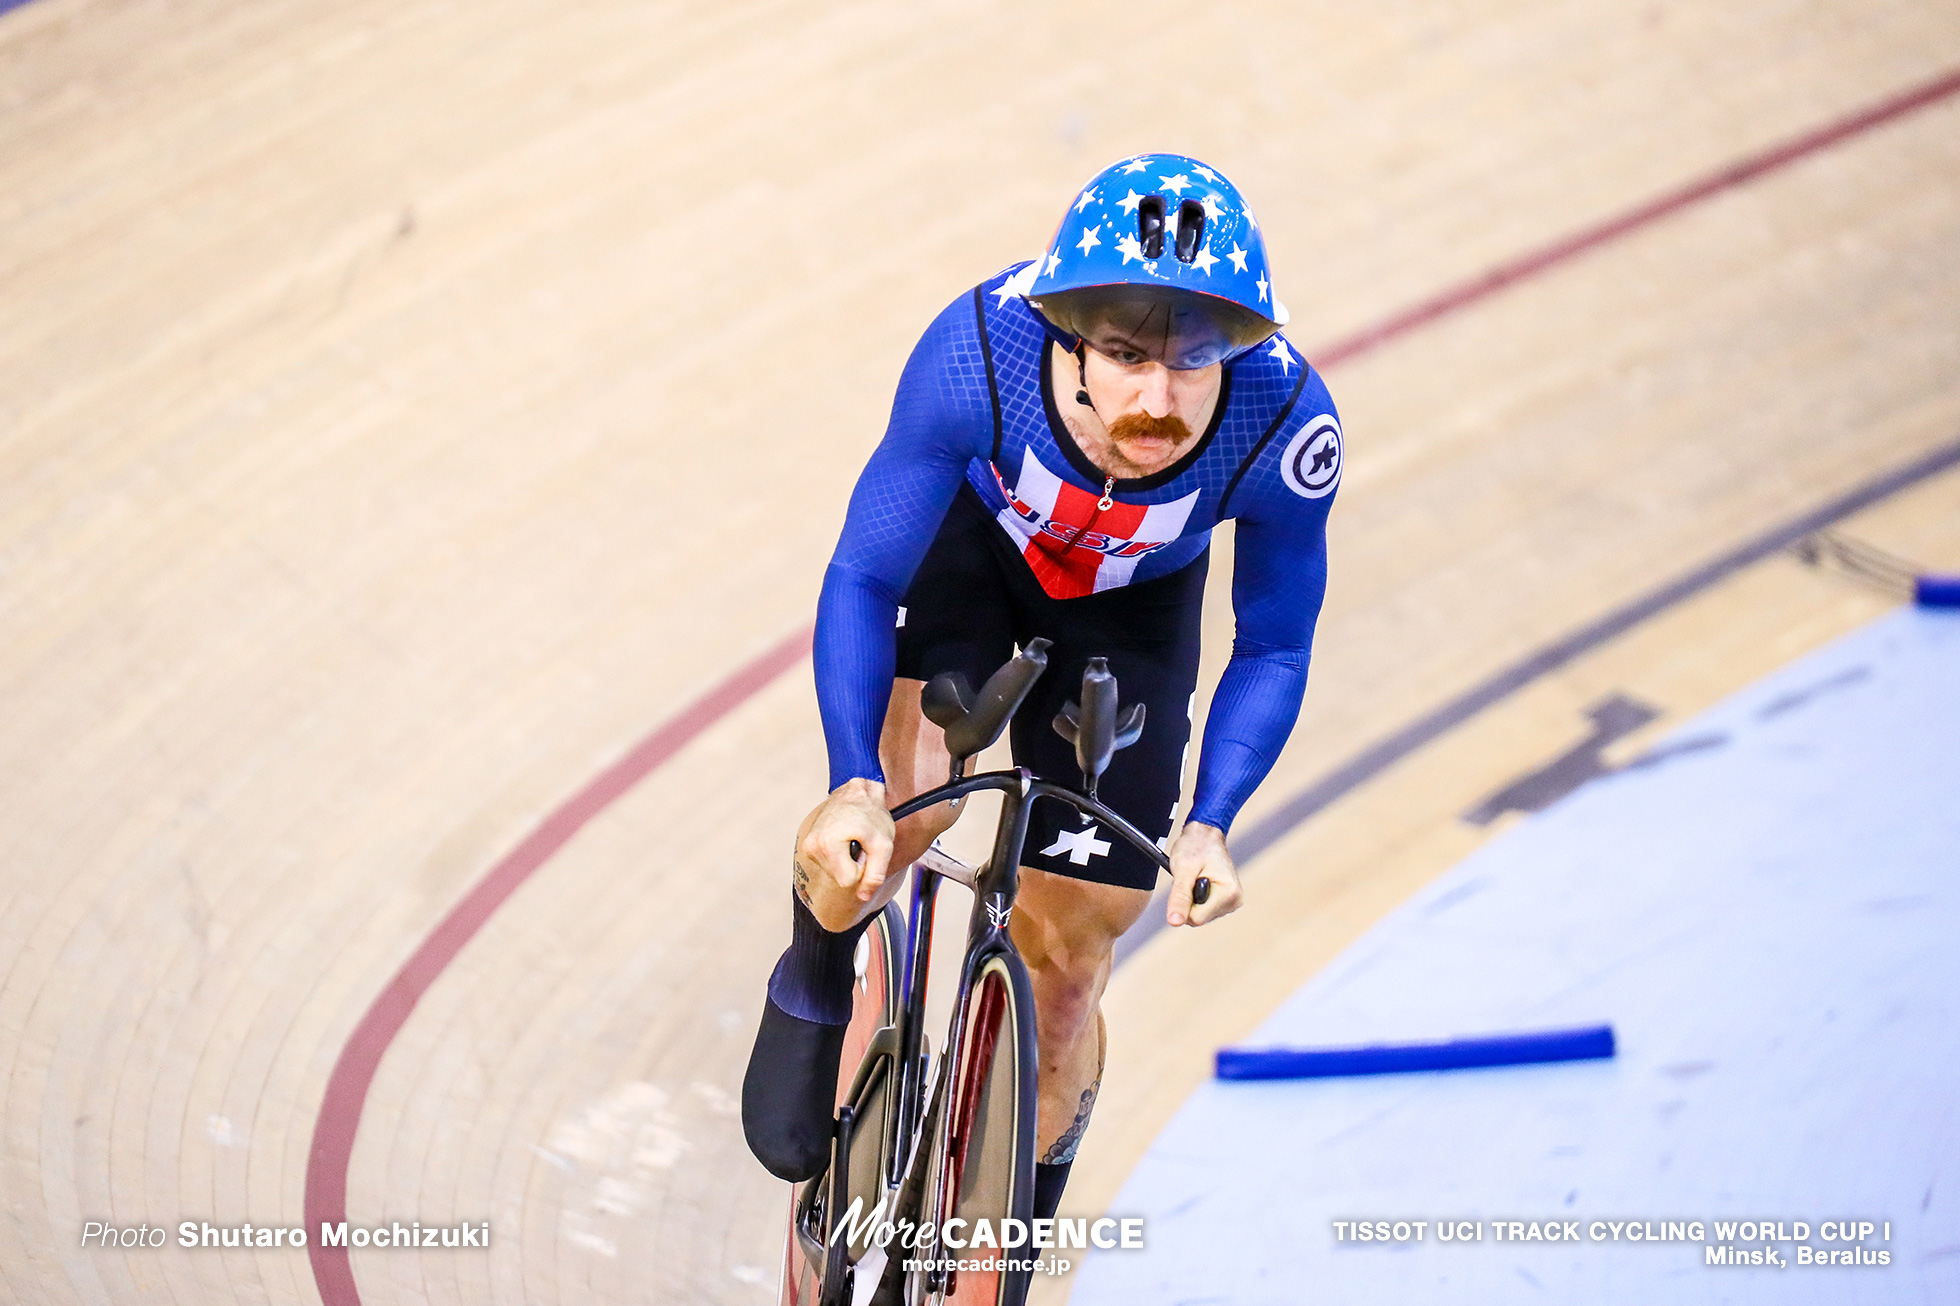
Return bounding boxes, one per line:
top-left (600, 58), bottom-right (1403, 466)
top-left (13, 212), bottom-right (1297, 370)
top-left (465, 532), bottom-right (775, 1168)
top-left (1039, 825), bottom-right (1113, 866)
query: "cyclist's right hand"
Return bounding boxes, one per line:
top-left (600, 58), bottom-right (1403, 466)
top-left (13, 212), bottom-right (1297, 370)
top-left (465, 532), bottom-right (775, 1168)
top-left (793, 778), bottom-right (896, 931)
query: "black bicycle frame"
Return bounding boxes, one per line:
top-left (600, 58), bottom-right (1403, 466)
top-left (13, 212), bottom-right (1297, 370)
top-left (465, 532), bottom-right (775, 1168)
top-left (804, 768), bottom-right (1174, 1302)
top-left (881, 769), bottom-right (1172, 1227)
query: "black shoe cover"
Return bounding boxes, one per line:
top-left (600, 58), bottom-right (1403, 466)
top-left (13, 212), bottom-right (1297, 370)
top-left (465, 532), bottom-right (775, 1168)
top-left (742, 998), bottom-right (848, 1182)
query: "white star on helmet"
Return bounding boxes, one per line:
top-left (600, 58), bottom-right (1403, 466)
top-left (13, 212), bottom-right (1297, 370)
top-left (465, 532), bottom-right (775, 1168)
top-left (993, 261), bottom-right (1039, 306)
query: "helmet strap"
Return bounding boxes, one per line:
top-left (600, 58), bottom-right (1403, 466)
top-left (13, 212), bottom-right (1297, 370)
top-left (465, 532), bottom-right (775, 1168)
top-left (1074, 343), bottom-right (1096, 411)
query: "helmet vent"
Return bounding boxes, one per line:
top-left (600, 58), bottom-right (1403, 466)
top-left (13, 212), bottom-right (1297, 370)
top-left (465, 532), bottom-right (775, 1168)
top-left (1137, 196), bottom-right (1166, 259)
top-left (1174, 199), bottom-right (1206, 264)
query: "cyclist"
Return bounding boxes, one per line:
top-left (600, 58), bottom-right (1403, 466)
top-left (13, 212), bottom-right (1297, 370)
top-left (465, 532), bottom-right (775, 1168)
top-left (743, 153), bottom-right (1341, 1223)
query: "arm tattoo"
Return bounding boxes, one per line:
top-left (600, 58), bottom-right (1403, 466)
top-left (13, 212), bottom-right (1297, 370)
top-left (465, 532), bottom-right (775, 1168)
top-left (1041, 1074), bottom-right (1101, 1164)
top-left (793, 858), bottom-right (813, 908)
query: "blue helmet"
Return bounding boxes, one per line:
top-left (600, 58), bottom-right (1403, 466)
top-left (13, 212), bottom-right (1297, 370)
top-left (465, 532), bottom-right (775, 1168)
top-left (1024, 153), bottom-right (1286, 369)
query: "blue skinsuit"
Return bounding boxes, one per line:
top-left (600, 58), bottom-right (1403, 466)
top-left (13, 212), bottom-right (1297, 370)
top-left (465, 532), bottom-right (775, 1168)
top-left (815, 262), bottom-right (1340, 833)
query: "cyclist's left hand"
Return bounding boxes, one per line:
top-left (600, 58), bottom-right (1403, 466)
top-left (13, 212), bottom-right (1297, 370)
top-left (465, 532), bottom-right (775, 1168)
top-left (1166, 821), bottom-right (1241, 927)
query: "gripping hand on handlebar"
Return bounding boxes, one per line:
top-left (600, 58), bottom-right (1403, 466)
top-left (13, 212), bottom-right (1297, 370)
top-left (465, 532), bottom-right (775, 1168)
top-left (794, 777), bottom-right (896, 932)
top-left (1166, 821), bottom-right (1242, 927)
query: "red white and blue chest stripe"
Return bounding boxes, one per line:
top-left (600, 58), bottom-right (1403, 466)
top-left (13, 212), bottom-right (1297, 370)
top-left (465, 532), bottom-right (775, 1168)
top-left (985, 447), bottom-right (1200, 599)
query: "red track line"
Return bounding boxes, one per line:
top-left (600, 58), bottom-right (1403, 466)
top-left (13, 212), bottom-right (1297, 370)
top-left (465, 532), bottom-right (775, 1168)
top-left (303, 624), bottom-right (813, 1305)
top-left (1315, 64), bottom-right (1960, 368)
top-left (303, 63), bottom-right (1960, 1306)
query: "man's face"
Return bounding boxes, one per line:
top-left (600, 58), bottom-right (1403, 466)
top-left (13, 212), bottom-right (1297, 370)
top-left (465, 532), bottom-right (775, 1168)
top-left (1080, 346), bottom-right (1222, 477)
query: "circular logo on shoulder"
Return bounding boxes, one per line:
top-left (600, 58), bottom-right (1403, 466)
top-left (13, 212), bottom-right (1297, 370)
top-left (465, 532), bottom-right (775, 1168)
top-left (1280, 415), bottom-right (1342, 499)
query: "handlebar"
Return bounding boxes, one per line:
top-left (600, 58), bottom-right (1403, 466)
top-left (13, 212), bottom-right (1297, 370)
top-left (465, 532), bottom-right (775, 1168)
top-left (887, 769), bottom-right (1033, 826)
top-left (889, 769), bottom-right (1211, 905)
top-left (892, 770), bottom-right (1165, 870)
top-left (902, 650), bottom-right (1210, 906)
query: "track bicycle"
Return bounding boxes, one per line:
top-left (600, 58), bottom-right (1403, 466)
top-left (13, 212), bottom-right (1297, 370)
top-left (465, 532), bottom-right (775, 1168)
top-left (777, 639), bottom-right (1209, 1306)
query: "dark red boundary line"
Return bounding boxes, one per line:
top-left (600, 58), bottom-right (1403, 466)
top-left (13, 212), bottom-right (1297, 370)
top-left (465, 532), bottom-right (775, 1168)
top-left (1315, 64), bottom-right (1960, 367)
top-left (304, 66), bottom-right (1960, 1306)
top-left (303, 625), bottom-right (812, 1304)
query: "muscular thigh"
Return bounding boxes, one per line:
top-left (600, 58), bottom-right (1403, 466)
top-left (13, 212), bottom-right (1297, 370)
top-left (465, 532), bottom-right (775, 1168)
top-left (879, 677), bottom-right (960, 870)
top-left (1009, 865), bottom-right (1151, 970)
top-left (886, 486), bottom-right (1019, 861)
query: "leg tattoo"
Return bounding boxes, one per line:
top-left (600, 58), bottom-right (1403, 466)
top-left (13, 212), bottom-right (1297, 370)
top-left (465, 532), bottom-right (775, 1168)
top-left (1041, 1012), bottom-right (1108, 1164)
top-left (1041, 1077), bottom-right (1100, 1164)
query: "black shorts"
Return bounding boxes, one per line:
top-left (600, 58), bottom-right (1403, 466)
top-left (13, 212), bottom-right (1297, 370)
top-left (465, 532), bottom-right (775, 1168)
top-left (895, 483), bottom-right (1207, 892)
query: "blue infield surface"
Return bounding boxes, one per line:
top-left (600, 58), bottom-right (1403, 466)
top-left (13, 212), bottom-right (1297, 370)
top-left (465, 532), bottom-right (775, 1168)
top-left (1071, 606), bottom-right (1960, 1305)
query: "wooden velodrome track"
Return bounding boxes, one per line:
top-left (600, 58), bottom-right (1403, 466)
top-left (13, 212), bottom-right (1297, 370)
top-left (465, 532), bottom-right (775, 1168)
top-left (4, 0), bottom-right (1958, 1302)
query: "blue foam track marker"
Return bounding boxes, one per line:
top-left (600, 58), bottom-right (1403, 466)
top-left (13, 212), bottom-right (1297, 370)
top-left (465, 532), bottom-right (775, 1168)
top-left (1916, 575), bottom-right (1960, 608)
top-left (1216, 1024), bottom-right (1616, 1080)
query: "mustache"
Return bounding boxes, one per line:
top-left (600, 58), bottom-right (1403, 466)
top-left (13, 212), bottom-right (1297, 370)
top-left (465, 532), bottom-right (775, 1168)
top-left (1106, 412), bottom-right (1193, 445)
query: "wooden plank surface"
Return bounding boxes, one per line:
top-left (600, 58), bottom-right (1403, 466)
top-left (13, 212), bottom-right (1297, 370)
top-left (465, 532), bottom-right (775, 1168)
top-left (1, 1), bottom-right (1956, 1303)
